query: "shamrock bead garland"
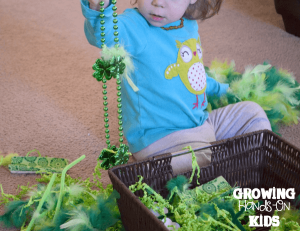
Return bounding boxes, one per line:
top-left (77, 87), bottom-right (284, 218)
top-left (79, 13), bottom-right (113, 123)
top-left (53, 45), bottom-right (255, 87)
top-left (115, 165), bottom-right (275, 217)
top-left (92, 0), bottom-right (131, 169)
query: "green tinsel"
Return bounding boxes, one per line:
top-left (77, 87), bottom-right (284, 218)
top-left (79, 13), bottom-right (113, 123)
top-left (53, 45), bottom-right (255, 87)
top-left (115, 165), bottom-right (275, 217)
top-left (270, 210), bottom-right (300, 230)
top-left (130, 175), bottom-right (257, 231)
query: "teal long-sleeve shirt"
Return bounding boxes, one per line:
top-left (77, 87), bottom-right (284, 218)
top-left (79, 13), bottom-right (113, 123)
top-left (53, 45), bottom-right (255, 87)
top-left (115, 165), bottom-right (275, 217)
top-left (81, 0), bottom-right (229, 153)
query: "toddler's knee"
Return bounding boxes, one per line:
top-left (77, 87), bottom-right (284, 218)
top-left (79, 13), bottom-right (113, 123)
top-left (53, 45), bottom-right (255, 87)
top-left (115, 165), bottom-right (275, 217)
top-left (242, 101), bottom-right (271, 131)
top-left (241, 101), bottom-right (266, 117)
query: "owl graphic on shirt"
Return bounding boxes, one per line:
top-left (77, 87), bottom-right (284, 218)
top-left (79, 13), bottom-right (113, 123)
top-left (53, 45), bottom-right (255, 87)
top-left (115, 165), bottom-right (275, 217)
top-left (165, 37), bottom-right (206, 109)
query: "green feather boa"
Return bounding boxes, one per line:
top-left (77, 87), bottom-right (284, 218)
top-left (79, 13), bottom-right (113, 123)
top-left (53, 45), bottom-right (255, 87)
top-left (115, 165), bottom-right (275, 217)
top-left (205, 60), bottom-right (300, 134)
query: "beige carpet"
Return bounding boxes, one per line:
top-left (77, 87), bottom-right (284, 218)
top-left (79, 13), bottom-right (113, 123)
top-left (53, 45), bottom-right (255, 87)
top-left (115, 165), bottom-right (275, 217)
top-left (0, 0), bottom-right (300, 230)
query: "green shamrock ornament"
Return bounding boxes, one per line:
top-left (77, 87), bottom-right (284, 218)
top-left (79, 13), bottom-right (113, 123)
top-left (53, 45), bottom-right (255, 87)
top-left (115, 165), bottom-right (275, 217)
top-left (99, 144), bottom-right (131, 170)
top-left (114, 143), bottom-right (130, 166)
top-left (92, 58), bottom-right (112, 81)
top-left (109, 56), bottom-right (126, 77)
top-left (92, 56), bottom-right (125, 82)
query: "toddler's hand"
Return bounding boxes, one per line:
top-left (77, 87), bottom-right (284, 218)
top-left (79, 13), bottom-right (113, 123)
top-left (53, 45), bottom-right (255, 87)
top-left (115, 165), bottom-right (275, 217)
top-left (88, 0), bottom-right (110, 11)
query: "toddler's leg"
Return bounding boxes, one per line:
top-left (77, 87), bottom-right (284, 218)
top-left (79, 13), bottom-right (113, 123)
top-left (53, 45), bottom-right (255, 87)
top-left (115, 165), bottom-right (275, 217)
top-left (133, 121), bottom-right (216, 175)
top-left (208, 101), bottom-right (271, 140)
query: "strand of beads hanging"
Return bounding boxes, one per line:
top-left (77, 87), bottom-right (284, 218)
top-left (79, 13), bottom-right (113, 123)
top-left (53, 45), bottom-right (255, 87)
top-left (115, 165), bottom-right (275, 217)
top-left (93, 0), bottom-right (131, 170)
top-left (92, 56), bottom-right (125, 146)
top-left (112, 0), bottom-right (119, 48)
top-left (116, 71), bottom-right (123, 143)
top-left (111, 0), bottom-right (123, 143)
top-left (102, 79), bottom-right (110, 145)
top-left (99, 1), bottom-right (110, 145)
top-left (100, 1), bottom-right (105, 48)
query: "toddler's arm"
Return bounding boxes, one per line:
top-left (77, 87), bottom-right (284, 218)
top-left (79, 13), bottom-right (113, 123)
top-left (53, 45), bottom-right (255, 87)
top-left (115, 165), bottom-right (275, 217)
top-left (81, 0), bottom-right (147, 56)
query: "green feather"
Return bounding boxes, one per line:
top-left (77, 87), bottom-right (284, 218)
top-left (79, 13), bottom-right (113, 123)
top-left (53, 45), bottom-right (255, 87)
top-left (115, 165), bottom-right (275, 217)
top-left (37, 209), bottom-right (71, 231)
top-left (59, 190), bottom-right (121, 231)
top-left (166, 175), bottom-right (189, 193)
top-left (206, 60), bottom-right (300, 135)
top-left (60, 207), bottom-right (94, 230)
top-left (0, 200), bottom-right (31, 228)
top-left (93, 190), bottom-right (121, 230)
top-left (165, 175), bottom-right (190, 207)
top-left (101, 45), bottom-right (138, 92)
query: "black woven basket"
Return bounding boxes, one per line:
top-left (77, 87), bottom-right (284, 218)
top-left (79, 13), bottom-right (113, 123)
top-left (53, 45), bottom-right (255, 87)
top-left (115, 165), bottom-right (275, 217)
top-left (108, 130), bottom-right (300, 231)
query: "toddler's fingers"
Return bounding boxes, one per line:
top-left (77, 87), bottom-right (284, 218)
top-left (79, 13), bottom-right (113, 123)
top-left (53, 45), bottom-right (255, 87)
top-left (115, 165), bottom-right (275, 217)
top-left (88, 0), bottom-right (110, 10)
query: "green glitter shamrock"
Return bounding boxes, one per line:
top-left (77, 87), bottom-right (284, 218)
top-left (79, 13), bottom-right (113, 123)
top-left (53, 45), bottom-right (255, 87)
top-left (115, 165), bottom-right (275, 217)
top-left (99, 143), bottom-right (131, 170)
top-left (109, 55), bottom-right (126, 76)
top-left (92, 56), bottom-right (125, 82)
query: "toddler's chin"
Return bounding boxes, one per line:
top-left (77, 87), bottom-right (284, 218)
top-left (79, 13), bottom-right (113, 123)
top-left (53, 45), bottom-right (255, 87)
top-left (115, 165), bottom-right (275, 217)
top-left (147, 19), bottom-right (167, 28)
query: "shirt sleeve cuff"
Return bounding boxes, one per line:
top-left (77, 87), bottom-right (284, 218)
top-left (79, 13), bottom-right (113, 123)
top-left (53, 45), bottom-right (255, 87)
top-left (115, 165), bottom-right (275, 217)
top-left (218, 83), bottom-right (229, 96)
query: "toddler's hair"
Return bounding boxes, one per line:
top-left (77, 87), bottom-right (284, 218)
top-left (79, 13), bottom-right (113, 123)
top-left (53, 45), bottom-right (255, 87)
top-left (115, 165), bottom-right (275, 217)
top-left (130, 0), bottom-right (223, 21)
top-left (185, 0), bottom-right (223, 20)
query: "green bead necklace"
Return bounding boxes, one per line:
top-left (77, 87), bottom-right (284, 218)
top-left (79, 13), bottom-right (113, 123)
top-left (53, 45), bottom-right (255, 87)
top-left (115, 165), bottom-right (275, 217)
top-left (92, 0), bottom-right (131, 170)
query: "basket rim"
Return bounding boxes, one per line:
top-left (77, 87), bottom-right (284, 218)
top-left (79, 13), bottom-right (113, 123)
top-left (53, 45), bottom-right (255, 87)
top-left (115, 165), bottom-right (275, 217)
top-left (110, 129), bottom-right (298, 172)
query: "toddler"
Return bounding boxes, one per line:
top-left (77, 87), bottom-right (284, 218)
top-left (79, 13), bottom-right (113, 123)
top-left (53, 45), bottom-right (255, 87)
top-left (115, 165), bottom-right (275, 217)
top-left (81, 0), bottom-right (271, 174)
